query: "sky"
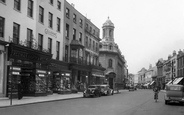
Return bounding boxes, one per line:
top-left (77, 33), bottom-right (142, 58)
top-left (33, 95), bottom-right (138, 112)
top-left (66, 0), bottom-right (184, 74)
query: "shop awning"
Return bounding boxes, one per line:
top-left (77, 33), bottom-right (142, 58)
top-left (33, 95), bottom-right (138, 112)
top-left (166, 80), bottom-right (172, 85)
top-left (173, 77), bottom-right (183, 84)
top-left (150, 81), bottom-right (155, 85)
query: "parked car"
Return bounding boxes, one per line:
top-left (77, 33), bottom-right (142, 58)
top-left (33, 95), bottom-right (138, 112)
top-left (98, 84), bottom-right (114, 96)
top-left (83, 85), bottom-right (101, 97)
top-left (164, 84), bottom-right (184, 105)
top-left (129, 86), bottom-right (135, 91)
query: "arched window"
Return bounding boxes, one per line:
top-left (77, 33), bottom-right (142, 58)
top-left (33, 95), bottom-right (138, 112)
top-left (109, 45), bottom-right (112, 50)
top-left (108, 59), bottom-right (113, 68)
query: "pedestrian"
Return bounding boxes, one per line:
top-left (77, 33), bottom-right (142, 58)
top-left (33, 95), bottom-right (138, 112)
top-left (17, 81), bottom-right (23, 100)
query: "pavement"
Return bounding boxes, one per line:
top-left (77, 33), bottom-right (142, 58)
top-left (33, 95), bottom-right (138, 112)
top-left (0, 90), bottom-right (127, 108)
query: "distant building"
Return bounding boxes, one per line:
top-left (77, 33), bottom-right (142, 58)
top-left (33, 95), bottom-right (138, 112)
top-left (99, 17), bottom-right (127, 89)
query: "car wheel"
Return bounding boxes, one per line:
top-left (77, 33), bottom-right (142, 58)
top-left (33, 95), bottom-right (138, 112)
top-left (165, 100), bottom-right (168, 105)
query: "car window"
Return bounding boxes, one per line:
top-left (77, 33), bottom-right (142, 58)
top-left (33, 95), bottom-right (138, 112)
top-left (88, 86), bottom-right (96, 88)
top-left (169, 86), bottom-right (182, 91)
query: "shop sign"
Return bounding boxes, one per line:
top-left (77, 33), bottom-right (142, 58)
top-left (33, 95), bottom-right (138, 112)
top-left (11, 67), bottom-right (21, 71)
top-left (12, 71), bottom-right (20, 75)
top-left (65, 73), bottom-right (70, 76)
top-left (36, 70), bottom-right (47, 74)
top-left (45, 29), bottom-right (57, 38)
top-left (39, 74), bottom-right (45, 77)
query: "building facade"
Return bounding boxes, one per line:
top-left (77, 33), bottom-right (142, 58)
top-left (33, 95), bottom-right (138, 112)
top-left (0, 0), bottom-right (105, 97)
top-left (99, 17), bottom-right (127, 89)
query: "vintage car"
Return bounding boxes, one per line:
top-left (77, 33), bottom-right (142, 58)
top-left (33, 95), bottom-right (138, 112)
top-left (83, 85), bottom-right (101, 97)
top-left (129, 86), bottom-right (135, 91)
top-left (98, 84), bottom-right (114, 96)
top-left (164, 84), bottom-right (184, 105)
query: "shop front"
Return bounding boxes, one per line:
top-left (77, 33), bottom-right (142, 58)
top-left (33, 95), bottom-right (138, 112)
top-left (49, 59), bottom-right (72, 94)
top-left (7, 43), bottom-right (52, 97)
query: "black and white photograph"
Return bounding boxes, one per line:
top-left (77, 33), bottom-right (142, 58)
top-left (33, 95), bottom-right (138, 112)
top-left (0, 0), bottom-right (184, 115)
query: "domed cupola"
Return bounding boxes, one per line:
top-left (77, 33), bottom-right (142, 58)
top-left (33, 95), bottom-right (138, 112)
top-left (102, 17), bottom-right (115, 42)
top-left (103, 17), bottom-right (114, 27)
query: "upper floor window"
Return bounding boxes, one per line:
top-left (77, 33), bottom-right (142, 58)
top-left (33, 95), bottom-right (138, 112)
top-left (89, 38), bottom-right (91, 49)
top-left (57, 17), bottom-right (61, 32)
top-left (65, 45), bottom-right (69, 62)
top-left (85, 36), bottom-right (88, 47)
top-left (90, 27), bottom-right (92, 32)
top-left (27, 28), bottom-right (33, 48)
top-left (79, 19), bottom-right (83, 28)
top-left (93, 29), bottom-right (95, 35)
top-left (48, 12), bottom-right (53, 28)
top-left (48, 38), bottom-right (52, 54)
top-left (96, 43), bottom-right (98, 52)
top-left (73, 13), bottom-right (76, 23)
top-left (13, 22), bottom-right (20, 44)
top-left (14, 0), bottom-right (21, 11)
top-left (66, 8), bottom-right (70, 19)
top-left (0, 0), bottom-right (5, 3)
top-left (57, 1), bottom-right (61, 10)
top-left (65, 24), bottom-right (69, 38)
top-left (28, 0), bottom-right (33, 17)
top-left (73, 28), bottom-right (76, 40)
top-left (0, 17), bottom-right (5, 38)
top-left (108, 59), bottom-right (113, 68)
top-left (39, 6), bottom-right (44, 23)
top-left (79, 32), bottom-right (82, 43)
top-left (50, 0), bottom-right (53, 5)
top-left (56, 41), bottom-right (60, 60)
top-left (38, 34), bottom-right (43, 51)
top-left (93, 41), bottom-right (95, 51)
top-left (86, 24), bottom-right (88, 30)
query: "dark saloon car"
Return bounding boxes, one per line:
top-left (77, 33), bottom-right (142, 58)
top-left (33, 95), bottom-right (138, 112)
top-left (83, 85), bottom-right (101, 97)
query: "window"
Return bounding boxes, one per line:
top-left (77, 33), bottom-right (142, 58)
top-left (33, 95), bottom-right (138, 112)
top-left (93, 29), bottom-right (95, 35)
top-left (96, 43), bottom-right (98, 52)
top-left (108, 59), bottom-right (113, 68)
top-left (85, 36), bottom-right (88, 47)
top-left (50, 0), bottom-right (53, 5)
top-left (86, 24), bottom-right (88, 30)
top-left (13, 23), bottom-right (20, 44)
top-left (93, 41), bottom-right (95, 51)
top-left (73, 13), bottom-right (76, 23)
top-left (79, 19), bottom-right (83, 28)
top-left (66, 8), bottom-right (70, 18)
top-left (65, 24), bottom-right (69, 38)
top-left (79, 32), bottom-right (82, 43)
top-left (90, 27), bottom-right (92, 32)
top-left (39, 6), bottom-right (44, 23)
top-left (28, 0), bottom-right (33, 17)
top-left (89, 38), bottom-right (91, 49)
top-left (57, 1), bottom-right (61, 10)
top-left (14, 0), bottom-right (21, 11)
top-left (48, 12), bottom-right (53, 28)
top-left (0, 17), bottom-right (5, 38)
top-left (56, 41), bottom-right (60, 60)
top-left (65, 45), bottom-right (68, 62)
top-left (73, 28), bottom-right (76, 40)
top-left (109, 45), bottom-right (112, 50)
top-left (27, 28), bottom-right (33, 48)
top-left (38, 34), bottom-right (43, 51)
top-left (57, 17), bottom-right (60, 32)
top-left (48, 38), bottom-right (52, 54)
top-left (0, 0), bottom-right (5, 3)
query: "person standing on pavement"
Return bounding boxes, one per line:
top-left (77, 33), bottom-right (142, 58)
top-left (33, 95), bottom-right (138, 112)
top-left (17, 81), bottom-right (23, 100)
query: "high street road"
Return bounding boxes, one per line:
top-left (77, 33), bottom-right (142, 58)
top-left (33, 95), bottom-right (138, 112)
top-left (0, 89), bottom-right (183, 115)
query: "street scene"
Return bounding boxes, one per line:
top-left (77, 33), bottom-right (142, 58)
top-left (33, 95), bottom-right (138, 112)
top-left (0, 90), bottom-right (184, 115)
top-left (1, 0), bottom-right (184, 115)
